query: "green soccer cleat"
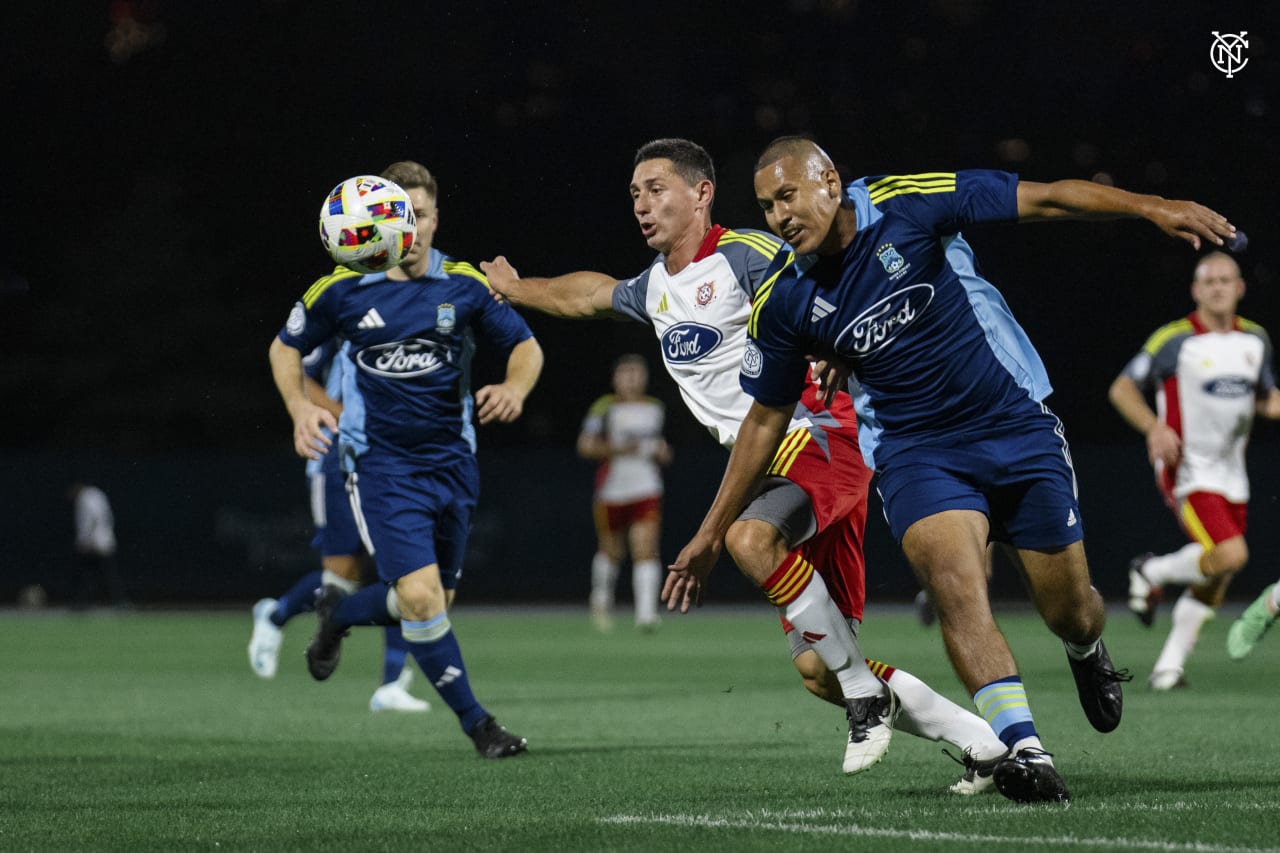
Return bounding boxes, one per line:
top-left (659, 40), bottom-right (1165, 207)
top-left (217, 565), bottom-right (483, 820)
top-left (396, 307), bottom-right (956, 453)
top-left (1227, 584), bottom-right (1278, 661)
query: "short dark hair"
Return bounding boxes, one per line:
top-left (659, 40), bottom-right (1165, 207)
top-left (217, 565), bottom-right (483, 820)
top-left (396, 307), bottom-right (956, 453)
top-left (754, 135), bottom-right (820, 173)
top-left (634, 138), bottom-right (716, 189)
top-left (381, 160), bottom-right (438, 200)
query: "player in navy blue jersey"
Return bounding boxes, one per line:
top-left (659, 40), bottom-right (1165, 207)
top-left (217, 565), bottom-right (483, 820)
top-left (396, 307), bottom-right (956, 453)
top-left (269, 160), bottom-right (543, 758)
top-left (249, 338), bottom-right (431, 712)
top-left (669, 136), bottom-right (1238, 802)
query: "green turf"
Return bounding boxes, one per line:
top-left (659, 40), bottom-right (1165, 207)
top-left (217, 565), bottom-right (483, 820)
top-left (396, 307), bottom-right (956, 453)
top-left (1, 604), bottom-right (1276, 852)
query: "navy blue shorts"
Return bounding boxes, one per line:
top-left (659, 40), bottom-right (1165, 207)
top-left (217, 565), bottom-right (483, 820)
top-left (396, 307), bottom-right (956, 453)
top-left (347, 454), bottom-right (479, 588)
top-left (875, 405), bottom-right (1083, 549)
top-left (309, 471), bottom-right (364, 557)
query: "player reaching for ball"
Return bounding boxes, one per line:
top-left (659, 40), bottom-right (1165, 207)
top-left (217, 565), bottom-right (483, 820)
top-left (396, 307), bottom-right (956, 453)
top-left (668, 135), bottom-right (1238, 803)
top-left (1111, 251), bottom-right (1280, 689)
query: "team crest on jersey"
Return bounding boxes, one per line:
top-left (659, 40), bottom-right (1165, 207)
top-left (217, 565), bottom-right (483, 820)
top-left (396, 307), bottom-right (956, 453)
top-left (696, 281), bottom-right (715, 307)
top-left (662, 321), bottom-right (722, 364)
top-left (742, 339), bottom-right (763, 378)
top-left (835, 283), bottom-right (934, 356)
top-left (357, 338), bottom-right (451, 378)
top-left (876, 243), bottom-right (909, 279)
top-left (286, 302), bottom-right (305, 336)
top-left (436, 303), bottom-right (456, 333)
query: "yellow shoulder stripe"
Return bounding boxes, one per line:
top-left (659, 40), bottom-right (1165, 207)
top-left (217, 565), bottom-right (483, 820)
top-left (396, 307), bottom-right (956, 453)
top-left (868, 172), bottom-right (956, 204)
top-left (748, 252), bottom-right (794, 338)
top-left (443, 260), bottom-right (490, 288)
top-left (302, 266), bottom-right (360, 308)
top-left (1239, 316), bottom-right (1264, 334)
top-left (1143, 318), bottom-right (1194, 355)
top-left (718, 229), bottom-right (781, 259)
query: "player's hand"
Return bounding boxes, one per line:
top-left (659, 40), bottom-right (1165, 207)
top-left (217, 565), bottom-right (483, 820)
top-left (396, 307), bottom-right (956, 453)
top-left (288, 399), bottom-right (337, 460)
top-left (807, 353), bottom-right (854, 405)
top-left (1146, 199), bottom-right (1236, 251)
top-left (475, 383), bottom-right (525, 424)
top-left (480, 256), bottom-right (519, 300)
top-left (663, 533), bottom-right (722, 613)
top-left (1145, 421), bottom-right (1181, 469)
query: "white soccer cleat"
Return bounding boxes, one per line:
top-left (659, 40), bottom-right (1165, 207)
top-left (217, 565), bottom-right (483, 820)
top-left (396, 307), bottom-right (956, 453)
top-left (947, 748), bottom-right (1008, 795)
top-left (248, 598), bottom-right (283, 679)
top-left (842, 688), bottom-right (898, 774)
top-left (369, 681), bottom-right (431, 713)
top-left (1148, 669), bottom-right (1187, 691)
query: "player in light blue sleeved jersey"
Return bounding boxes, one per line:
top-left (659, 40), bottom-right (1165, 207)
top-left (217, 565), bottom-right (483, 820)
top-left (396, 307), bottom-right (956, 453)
top-left (269, 160), bottom-right (543, 759)
top-left (670, 136), bottom-right (1239, 803)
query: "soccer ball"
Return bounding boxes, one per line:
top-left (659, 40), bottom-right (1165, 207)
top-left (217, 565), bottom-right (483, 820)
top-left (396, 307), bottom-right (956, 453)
top-left (318, 175), bottom-right (416, 274)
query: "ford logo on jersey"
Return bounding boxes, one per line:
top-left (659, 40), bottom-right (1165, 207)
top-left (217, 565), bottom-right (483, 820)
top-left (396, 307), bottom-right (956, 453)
top-left (357, 339), bottom-right (451, 378)
top-left (835, 283), bottom-right (935, 356)
top-left (1203, 376), bottom-right (1253, 398)
top-left (662, 322), bottom-right (722, 363)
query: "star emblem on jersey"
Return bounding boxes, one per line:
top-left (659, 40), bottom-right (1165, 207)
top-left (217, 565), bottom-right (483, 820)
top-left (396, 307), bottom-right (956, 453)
top-left (436, 303), bottom-right (456, 333)
top-left (876, 243), bottom-right (907, 275)
top-left (810, 296), bottom-right (837, 323)
top-left (696, 281), bottom-right (715, 307)
top-left (357, 307), bottom-right (386, 330)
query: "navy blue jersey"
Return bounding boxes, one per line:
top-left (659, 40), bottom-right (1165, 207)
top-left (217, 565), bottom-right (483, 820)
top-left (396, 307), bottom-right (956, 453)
top-left (301, 339), bottom-right (344, 479)
top-left (278, 248), bottom-right (534, 466)
top-left (743, 170), bottom-right (1051, 470)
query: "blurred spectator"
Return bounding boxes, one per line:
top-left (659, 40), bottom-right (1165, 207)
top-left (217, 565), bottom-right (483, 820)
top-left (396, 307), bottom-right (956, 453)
top-left (68, 482), bottom-right (129, 609)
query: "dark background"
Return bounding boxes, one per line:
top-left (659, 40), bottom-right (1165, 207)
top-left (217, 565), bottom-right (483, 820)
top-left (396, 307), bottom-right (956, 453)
top-left (1, 1), bottom-right (1275, 606)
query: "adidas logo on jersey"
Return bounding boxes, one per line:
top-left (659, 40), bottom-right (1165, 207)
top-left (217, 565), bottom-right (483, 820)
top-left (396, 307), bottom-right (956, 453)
top-left (810, 296), bottom-right (837, 323)
top-left (357, 308), bottom-right (386, 330)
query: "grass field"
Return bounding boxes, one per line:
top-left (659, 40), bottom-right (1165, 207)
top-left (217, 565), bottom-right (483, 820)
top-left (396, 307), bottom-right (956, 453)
top-left (1, 602), bottom-right (1277, 852)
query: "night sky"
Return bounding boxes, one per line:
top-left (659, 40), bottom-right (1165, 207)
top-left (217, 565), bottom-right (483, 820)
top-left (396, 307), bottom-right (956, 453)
top-left (2, 0), bottom-right (1273, 455)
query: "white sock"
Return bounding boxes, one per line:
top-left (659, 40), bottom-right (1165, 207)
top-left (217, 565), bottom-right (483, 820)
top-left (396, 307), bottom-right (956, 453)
top-left (884, 668), bottom-right (1005, 759)
top-left (1144, 543), bottom-right (1205, 587)
top-left (1153, 589), bottom-right (1214, 674)
top-left (1012, 735), bottom-right (1048, 760)
top-left (590, 552), bottom-right (618, 610)
top-left (632, 559), bottom-right (661, 623)
top-left (783, 572), bottom-right (881, 698)
top-left (321, 570), bottom-right (360, 594)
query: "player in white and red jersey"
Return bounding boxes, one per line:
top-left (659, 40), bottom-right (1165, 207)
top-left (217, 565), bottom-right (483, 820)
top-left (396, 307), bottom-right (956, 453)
top-left (1110, 251), bottom-right (1280, 689)
top-left (482, 138), bottom-right (1010, 790)
top-left (578, 353), bottom-right (672, 631)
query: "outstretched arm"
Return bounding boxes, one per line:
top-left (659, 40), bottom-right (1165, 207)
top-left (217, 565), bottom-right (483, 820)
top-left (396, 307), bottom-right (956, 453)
top-left (480, 256), bottom-right (618, 318)
top-left (663, 401), bottom-right (793, 612)
top-left (269, 337), bottom-right (338, 460)
top-left (1016, 180), bottom-right (1236, 251)
top-left (476, 336), bottom-right (544, 424)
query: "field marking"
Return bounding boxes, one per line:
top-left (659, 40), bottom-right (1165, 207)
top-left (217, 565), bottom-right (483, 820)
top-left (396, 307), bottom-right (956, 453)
top-left (600, 812), bottom-right (1278, 852)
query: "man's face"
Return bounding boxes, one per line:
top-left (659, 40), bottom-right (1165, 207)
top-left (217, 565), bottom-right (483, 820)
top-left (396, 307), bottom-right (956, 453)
top-left (1191, 256), bottom-right (1244, 316)
top-left (612, 361), bottom-right (648, 396)
top-left (400, 186), bottom-right (439, 266)
top-left (754, 155), bottom-right (841, 255)
top-left (630, 158), bottom-right (701, 255)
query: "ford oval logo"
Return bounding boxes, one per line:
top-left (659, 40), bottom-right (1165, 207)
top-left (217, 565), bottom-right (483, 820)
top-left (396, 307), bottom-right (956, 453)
top-left (835, 283), bottom-right (934, 356)
top-left (662, 322), bottom-right (722, 364)
top-left (1203, 376), bottom-right (1253, 398)
top-left (356, 339), bottom-right (450, 378)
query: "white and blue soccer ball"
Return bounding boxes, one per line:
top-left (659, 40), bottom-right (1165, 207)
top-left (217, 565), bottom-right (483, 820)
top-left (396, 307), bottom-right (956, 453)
top-left (318, 175), bottom-right (416, 274)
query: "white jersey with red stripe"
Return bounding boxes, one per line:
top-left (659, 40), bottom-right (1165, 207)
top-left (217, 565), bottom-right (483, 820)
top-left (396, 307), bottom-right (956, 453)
top-left (581, 393), bottom-right (666, 503)
top-left (1122, 312), bottom-right (1276, 501)
top-left (611, 225), bottom-right (818, 448)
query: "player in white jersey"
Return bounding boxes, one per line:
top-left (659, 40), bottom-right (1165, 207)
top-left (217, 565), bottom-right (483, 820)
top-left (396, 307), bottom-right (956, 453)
top-left (483, 138), bottom-right (1011, 791)
top-left (1110, 252), bottom-right (1280, 688)
top-left (578, 353), bottom-right (672, 631)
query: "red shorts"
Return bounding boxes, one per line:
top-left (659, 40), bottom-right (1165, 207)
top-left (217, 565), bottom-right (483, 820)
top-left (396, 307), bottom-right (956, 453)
top-left (593, 496), bottom-right (661, 536)
top-left (776, 386), bottom-right (871, 625)
top-left (1164, 487), bottom-right (1248, 547)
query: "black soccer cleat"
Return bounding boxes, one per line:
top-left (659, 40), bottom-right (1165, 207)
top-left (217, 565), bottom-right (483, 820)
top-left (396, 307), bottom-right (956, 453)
top-left (993, 747), bottom-right (1070, 804)
top-left (469, 715), bottom-right (528, 759)
top-left (945, 747), bottom-right (1010, 795)
top-left (304, 585), bottom-right (349, 681)
top-left (1066, 639), bottom-right (1132, 733)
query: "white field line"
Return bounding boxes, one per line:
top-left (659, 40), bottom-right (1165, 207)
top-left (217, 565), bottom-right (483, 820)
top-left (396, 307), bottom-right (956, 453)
top-left (599, 812), bottom-right (1279, 852)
